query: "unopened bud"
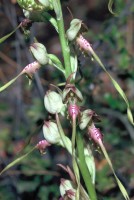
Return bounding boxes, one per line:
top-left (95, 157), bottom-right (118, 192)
top-left (44, 90), bottom-right (65, 114)
top-left (43, 121), bottom-right (61, 144)
top-left (66, 19), bottom-right (82, 41)
top-left (60, 179), bottom-right (76, 200)
top-left (30, 43), bottom-right (49, 65)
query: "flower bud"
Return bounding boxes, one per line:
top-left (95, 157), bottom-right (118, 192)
top-left (30, 43), bottom-right (49, 65)
top-left (43, 121), bottom-right (61, 144)
top-left (66, 19), bottom-right (82, 41)
top-left (60, 179), bottom-right (76, 200)
top-left (22, 61), bottom-right (41, 78)
top-left (44, 90), bottom-right (65, 114)
top-left (63, 84), bottom-right (83, 103)
top-left (36, 140), bottom-right (51, 154)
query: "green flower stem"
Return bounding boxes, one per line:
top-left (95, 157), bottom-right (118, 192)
top-left (72, 118), bottom-right (76, 153)
top-left (56, 0), bottom-right (72, 78)
top-left (76, 132), bottom-right (97, 200)
top-left (72, 118), bottom-right (80, 200)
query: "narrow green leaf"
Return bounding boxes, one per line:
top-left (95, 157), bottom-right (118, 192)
top-left (90, 48), bottom-right (134, 125)
top-left (56, 113), bottom-right (72, 155)
top-left (72, 158), bottom-right (80, 200)
top-left (99, 141), bottom-right (130, 200)
top-left (51, 0), bottom-right (61, 20)
top-left (42, 12), bottom-right (58, 32)
top-left (48, 54), bottom-right (65, 74)
top-left (77, 132), bottom-right (97, 200)
top-left (0, 25), bottom-right (20, 43)
top-left (84, 146), bottom-right (96, 184)
top-left (0, 147), bottom-right (36, 175)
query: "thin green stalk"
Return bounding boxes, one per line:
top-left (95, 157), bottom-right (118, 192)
top-left (72, 118), bottom-right (80, 200)
top-left (72, 118), bottom-right (76, 153)
top-left (56, 0), bottom-right (72, 78)
top-left (76, 132), bottom-right (97, 200)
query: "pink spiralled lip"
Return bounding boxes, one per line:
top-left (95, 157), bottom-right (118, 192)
top-left (68, 104), bottom-right (80, 119)
top-left (88, 126), bottom-right (103, 145)
top-left (76, 35), bottom-right (93, 53)
top-left (36, 140), bottom-right (51, 151)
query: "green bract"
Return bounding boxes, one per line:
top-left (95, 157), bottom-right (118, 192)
top-left (66, 19), bottom-right (82, 41)
top-left (48, 54), bottom-right (65, 73)
top-left (79, 109), bottom-right (93, 130)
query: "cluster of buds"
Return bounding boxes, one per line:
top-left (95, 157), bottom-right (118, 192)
top-left (17, 0), bottom-right (53, 12)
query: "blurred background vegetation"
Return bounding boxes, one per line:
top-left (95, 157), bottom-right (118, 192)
top-left (0, 0), bottom-right (134, 199)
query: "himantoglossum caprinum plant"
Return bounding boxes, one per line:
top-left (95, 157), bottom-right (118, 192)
top-left (0, 0), bottom-right (131, 199)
